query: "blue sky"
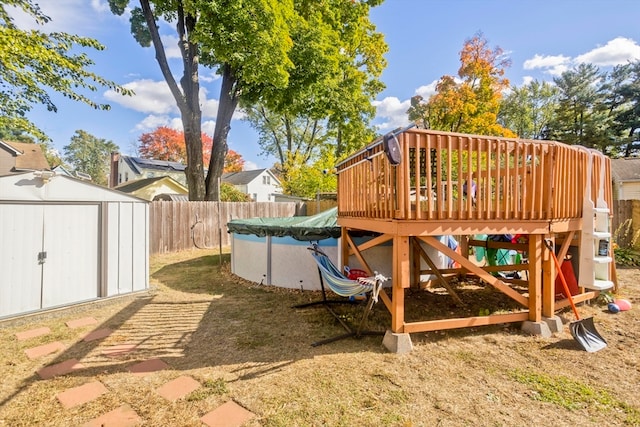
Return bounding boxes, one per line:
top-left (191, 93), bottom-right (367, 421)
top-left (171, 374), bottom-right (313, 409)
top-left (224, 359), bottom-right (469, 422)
top-left (12, 0), bottom-right (640, 170)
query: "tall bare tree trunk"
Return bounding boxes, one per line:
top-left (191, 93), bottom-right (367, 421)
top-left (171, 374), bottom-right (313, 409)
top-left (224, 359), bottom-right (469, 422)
top-left (206, 65), bottom-right (238, 200)
top-left (140, 0), bottom-right (205, 200)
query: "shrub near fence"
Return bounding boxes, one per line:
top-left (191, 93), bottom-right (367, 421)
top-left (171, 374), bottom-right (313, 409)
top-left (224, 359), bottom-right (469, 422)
top-left (149, 201), bottom-right (297, 254)
top-left (612, 199), bottom-right (640, 249)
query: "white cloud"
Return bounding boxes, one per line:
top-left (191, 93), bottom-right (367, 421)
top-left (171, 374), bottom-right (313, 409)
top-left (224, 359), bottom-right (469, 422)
top-left (415, 81), bottom-right (438, 99)
top-left (201, 71), bottom-right (222, 83)
top-left (575, 37), bottom-right (640, 66)
top-left (523, 54), bottom-right (571, 76)
top-left (521, 76), bottom-right (535, 86)
top-left (202, 98), bottom-right (219, 120)
top-left (523, 37), bottom-right (640, 78)
top-left (8, 0), bottom-right (117, 34)
top-left (161, 35), bottom-right (182, 59)
top-left (105, 79), bottom-right (178, 115)
top-left (243, 160), bottom-right (258, 171)
top-left (372, 96), bottom-right (411, 131)
top-left (372, 82), bottom-right (440, 132)
top-left (133, 115), bottom-right (182, 132)
top-left (90, 0), bottom-right (110, 13)
top-left (202, 120), bottom-right (216, 136)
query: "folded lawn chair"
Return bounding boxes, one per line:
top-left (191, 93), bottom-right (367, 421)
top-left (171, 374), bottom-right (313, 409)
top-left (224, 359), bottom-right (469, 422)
top-left (294, 244), bottom-right (387, 346)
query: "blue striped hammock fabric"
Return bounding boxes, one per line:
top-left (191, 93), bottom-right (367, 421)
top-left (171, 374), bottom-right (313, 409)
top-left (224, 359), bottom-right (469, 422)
top-left (310, 250), bottom-right (387, 303)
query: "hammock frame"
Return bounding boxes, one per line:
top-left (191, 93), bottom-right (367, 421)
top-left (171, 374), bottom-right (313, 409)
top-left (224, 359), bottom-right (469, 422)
top-left (294, 244), bottom-right (387, 347)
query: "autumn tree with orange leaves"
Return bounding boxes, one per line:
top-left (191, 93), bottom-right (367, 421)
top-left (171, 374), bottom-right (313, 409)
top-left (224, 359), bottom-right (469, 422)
top-left (138, 126), bottom-right (244, 172)
top-left (408, 32), bottom-right (515, 137)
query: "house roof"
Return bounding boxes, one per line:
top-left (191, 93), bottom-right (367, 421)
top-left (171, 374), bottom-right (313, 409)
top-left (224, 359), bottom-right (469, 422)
top-left (0, 140), bottom-right (50, 171)
top-left (122, 155), bottom-right (186, 174)
top-left (115, 176), bottom-right (187, 193)
top-left (222, 169), bottom-right (276, 185)
top-left (611, 157), bottom-right (640, 182)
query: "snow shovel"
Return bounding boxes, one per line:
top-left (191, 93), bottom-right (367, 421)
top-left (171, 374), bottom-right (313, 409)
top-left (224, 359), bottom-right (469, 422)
top-left (544, 239), bottom-right (607, 353)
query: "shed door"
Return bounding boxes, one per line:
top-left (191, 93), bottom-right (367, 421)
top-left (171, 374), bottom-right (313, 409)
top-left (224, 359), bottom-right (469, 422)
top-left (0, 204), bottom-right (45, 317)
top-left (41, 204), bottom-right (99, 308)
top-left (0, 204), bottom-right (99, 318)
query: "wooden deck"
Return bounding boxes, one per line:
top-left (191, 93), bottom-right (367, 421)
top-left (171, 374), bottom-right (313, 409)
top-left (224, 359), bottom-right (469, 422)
top-left (335, 127), bottom-right (615, 336)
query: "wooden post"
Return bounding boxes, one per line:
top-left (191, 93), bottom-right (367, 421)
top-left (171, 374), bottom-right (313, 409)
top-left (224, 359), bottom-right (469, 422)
top-left (542, 235), bottom-right (555, 318)
top-left (341, 227), bottom-right (350, 271)
top-left (411, 237), bottom-right (420, 288)
top-left (528, 234), bottom-right (543, 322)
top-left (392, 235), bottom-right (410, 332)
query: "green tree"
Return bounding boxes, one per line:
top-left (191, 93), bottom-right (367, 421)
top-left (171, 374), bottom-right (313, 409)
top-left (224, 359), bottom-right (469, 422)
top-left (282, 148), bottom-right (337, 199)
top-left (605, 60), bottom-right (640, 156)
top-left (109, 0), bottom-right (294, 201)
top-left (498, 80), bottom-right (559, 139)
top-left (110, 0), bottom-right (384, 201)
top-left (0, 0), bottom-right (131, 142)
top-left (63, 130), bottom-right (118, 186)
top-left (408, 32), bottom-right (514, 137)
top-left (220, 182), bottom-right (250, 202)
top-left (243, 107), bottom-right (332, 185)
top-left (243, 0), bottom-right (386, 186)
top-left (548, 63), bottom-right (617, 153)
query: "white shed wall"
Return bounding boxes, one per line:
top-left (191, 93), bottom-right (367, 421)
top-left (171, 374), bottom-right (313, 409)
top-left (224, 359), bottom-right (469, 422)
top-left (105, 201), bottom-right (149, 296)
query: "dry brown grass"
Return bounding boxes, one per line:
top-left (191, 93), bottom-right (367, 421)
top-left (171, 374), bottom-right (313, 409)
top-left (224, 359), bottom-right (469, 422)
top-left (1, 249), bottom-right (639, 426)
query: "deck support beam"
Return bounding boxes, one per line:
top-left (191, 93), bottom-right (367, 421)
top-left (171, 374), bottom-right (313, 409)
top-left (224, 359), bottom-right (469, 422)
top-left (391, 235), bottom-right (409, 332)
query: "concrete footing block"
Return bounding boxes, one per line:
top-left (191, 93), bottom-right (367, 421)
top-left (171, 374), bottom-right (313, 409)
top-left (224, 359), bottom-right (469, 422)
top-left (382, 330), bottom-right (413, 354)
top-left (521, 321), bottom-right (552, 338)
top-left (542, 315), bottom-right (564, 333)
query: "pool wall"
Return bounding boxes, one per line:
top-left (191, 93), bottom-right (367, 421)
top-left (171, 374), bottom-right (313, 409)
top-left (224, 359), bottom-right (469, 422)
top-left (230, 233), bottom-right (399, 291)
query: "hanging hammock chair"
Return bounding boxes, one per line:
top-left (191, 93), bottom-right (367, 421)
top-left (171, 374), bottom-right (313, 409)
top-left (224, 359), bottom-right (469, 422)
top-left (295, 244), bottom-right (387, 346)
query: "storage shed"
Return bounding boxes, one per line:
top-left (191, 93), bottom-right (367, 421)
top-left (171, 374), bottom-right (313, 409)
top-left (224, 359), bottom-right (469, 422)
top-left (0, 171), bottom-right (149, 319)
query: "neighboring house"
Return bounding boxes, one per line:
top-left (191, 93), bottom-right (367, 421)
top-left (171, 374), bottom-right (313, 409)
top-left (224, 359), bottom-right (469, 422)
top-left (52, 165), bottom-right (92, 181)
top-left (222, 169), bottom-right (282, 202)
top-left (51, 165), bottom-right (74, 177)
top-left (109, 152), bottom-right (282, 201)
top-left (109, 152), bottom-right (187, 188)
top-left (0, 140), bottom-right (50, 176)
top-left (611, 157), bottom-right (640, 200)
top-left (114, 176), bottom-right (188, 201)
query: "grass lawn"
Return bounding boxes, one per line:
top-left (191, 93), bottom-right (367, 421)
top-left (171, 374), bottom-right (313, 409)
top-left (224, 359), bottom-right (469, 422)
top-left (0, 249), bottom-right (639, 426)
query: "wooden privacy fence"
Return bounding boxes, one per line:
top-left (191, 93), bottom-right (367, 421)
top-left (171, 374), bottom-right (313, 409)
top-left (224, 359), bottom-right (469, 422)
top-left (149, 201), bottom-right (297, 254)
top-left (612, 199), bottom-right (640, 248)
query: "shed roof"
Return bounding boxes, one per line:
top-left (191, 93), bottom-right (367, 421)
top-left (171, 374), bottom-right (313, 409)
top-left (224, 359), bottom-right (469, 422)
top-left (611, 157), bottom-right (640, 182)
top-left (0, 172), bottom-right (146, 202)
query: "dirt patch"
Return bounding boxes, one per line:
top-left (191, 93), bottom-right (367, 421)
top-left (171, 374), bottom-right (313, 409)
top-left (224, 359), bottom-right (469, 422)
top-left (0, 251), bottom-right (638, 426)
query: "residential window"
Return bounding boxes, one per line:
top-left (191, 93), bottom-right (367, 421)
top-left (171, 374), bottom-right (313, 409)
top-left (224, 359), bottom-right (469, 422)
top-left (263, 176), bottom-right (270, 185)
top-left (125, 172), bottom-right (129, 182)
top-left (119, 173), bottom-right (122, 184)
top-left (252, 193), bottom-right (257, 201)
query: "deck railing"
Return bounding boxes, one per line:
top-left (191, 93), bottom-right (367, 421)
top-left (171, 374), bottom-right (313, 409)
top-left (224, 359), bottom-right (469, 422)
top-left (336, 128), bottom-right (612, 222)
